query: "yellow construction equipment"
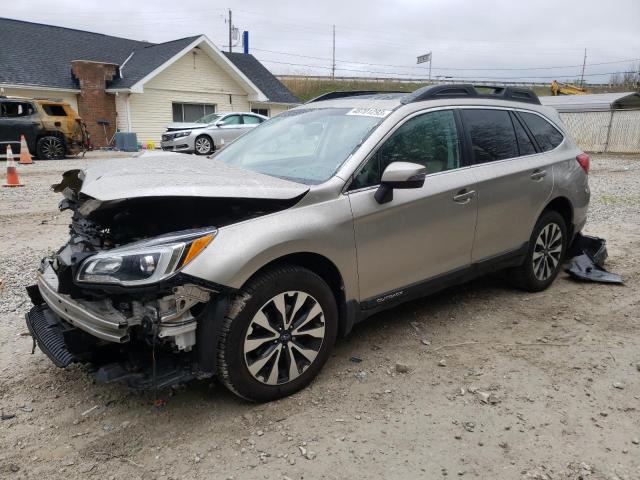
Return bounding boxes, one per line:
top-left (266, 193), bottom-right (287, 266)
top-left (551, 80), bottom-right (590, 96)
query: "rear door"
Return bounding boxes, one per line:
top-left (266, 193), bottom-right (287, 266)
top-left (348, 109), bottom-right (478, 302)
top-left (460, 108), bottom-right (554, 262)
top-left (216, 114), bottom-right (244, 144)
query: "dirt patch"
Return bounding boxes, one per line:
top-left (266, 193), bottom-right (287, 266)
top-left (1, 154), bottom-right (639, 479)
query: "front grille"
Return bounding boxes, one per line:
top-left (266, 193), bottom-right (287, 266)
top-left (162, 134), bottom-right (172, 141)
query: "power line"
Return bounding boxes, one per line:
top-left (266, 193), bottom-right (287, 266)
top-left (257, 58), bottom-right (633, 80)
top-left (251, 47), bottom-right (640, 72)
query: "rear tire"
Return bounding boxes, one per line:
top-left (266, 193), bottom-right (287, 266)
top-left (217, 266), bottom-right (338, 402)
top-left (507, 210), bottom-right (567, 292)
top-left (36, 136), bottom-right (65, 159)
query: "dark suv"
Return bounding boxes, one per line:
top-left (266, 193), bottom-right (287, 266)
top-left (0, 96), bottom-right (87, 159)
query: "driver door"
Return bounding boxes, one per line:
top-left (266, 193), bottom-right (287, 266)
top-left (347, 110), bottom-right (478, 303)
top-left (216, 114), bottom-right (244, 144)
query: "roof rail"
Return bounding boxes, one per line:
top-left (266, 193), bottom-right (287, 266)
top-left (401, 84), bottom-right (541, 105)
top-left (306, 90), bottom-right (405, 103)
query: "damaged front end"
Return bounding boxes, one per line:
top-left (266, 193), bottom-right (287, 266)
top-left (25, 164), bottom-right (303, 389)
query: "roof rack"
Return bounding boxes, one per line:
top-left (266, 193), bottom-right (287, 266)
top-left (306, 90), bottom-right (406, 103)
top-left (401, 84), bottom-right (541, 105)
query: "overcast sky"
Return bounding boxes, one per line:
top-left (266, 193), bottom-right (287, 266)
top-left (3, 0), bottom-right (640, 83)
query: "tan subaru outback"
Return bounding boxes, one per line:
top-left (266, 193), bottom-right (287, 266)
top-left (25, 84), bottom-right (590, 402)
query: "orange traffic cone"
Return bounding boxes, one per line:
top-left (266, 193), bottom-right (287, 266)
top-left (3, 145), bottom-right (24, 187)
top-left (18, 135), bottom-right (33, 164)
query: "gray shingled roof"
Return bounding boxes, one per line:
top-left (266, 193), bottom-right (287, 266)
top-left (108, 36), bottom-right (200, 89)
top-left (223, 52), bottom-right (299, 104)
top-left (0, 17), bottom-right (298, 104)
top-left (0, 17), bottom-right (147, 89)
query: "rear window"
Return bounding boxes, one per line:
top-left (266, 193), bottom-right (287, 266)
top-left (42, 104), bottom-right (67, 116)
top-left (519, 112), bottom-right (564, 152)
top-left (461, 109), bottom-right (519, 163)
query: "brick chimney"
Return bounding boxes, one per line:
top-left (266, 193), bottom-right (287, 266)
top-left (71, 60), bottom-right (118, 148)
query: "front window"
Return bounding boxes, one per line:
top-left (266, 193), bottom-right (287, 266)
top-left (213, 108), bottom-right (385, 184)
top-left (351, 110), bottom-right (460, 190)
top-left (195, 112), bottom-right (222, 124)
top-left (220, 115), bottom-right (242, 125)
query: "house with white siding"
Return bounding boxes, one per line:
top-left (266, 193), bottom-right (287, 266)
top-left (0, 18), bottom-right (299, 147)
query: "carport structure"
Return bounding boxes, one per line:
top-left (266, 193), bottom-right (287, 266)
top-left (540, 92), bottom-right (640, 153)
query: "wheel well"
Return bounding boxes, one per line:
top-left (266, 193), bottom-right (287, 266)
top-left (247, 253), bottom-right (348, 331)
top-left (195, 134), bottom-right (214, 150)
top-left (36, 133), bottom-right (67, 155)
top-left (544, 197), bottom-right (573, 229)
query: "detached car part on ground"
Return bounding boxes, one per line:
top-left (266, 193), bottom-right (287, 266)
top-left (0, 96), bottom-right (88, 159)
top-left (160, 112), bottom-right (267, 155)
top-left (27, 85), bottom-right (593, 402)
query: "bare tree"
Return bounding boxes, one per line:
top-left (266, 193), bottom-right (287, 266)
top-left (609, 63), bottom-right (640, 89)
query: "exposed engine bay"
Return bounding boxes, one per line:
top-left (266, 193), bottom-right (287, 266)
top-left (25, 164), bottom-right (305, 389)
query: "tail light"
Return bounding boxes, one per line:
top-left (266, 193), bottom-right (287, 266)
top-left (576, 153), bottom-right (590, 174)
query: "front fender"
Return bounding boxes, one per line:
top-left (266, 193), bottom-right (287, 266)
top-left (181, 194), bottom-right (359, 301)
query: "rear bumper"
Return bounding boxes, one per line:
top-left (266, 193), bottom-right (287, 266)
top-left (35, 264), bottom-right (128, 343)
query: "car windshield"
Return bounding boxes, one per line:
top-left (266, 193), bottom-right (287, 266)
top-left (196, 113), bottom-right (222, 124)
top-left (212, 108), bottom-right (385, 184)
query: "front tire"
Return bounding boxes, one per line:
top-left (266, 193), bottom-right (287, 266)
top-left (508, 210), bottom-right (567, 292)
top-left (217, 266), bottom-right (338, 402)
top-left (194, 135), bottom-right (214, 155)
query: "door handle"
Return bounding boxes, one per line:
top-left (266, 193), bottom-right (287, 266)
top-left (453, 189), bottom-right (476, 204)
top-left (530, 169), bottom-right (547, 181)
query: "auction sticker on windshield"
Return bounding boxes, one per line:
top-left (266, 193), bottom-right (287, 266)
top-left (346, 107), bottom-right (392, 118)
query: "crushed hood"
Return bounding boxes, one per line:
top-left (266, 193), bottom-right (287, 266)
top-left (76, 152), bottom-right (309, 202)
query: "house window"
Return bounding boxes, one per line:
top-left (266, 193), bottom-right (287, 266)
top-left (172, 103), bottom-right (216, 122)
top-left (251, 108), bottom-right (269, 117)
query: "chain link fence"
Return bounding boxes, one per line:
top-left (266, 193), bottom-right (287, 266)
top-left (560, 110), bottom-right (640, 153)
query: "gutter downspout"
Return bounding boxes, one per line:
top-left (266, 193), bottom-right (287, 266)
top-left (125, 93), bottom-right (132, 133)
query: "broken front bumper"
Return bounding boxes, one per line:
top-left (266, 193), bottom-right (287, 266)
top-left (35, 263), bottom-right (128, 343)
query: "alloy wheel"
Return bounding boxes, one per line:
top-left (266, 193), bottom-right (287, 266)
top-left (243, 291), bottom-right (326, 385)
top-left (195, 137), bottom-right (212, 154)
top-left (41, 137), bottom-right (64, 159)
top-left (532, 222), bottom-right (563, 281)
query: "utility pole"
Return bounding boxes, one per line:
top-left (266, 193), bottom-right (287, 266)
top-left (429, 54), bottom-right (432, 82)
top-left (228, 9), bottom-right (233, 53)
top-left (332, 25), bottom-right (336, 78)
top-left (580, 48), bottom-right (587, 87)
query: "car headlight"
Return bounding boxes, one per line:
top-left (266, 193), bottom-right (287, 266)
top-left (173, 131), bottom-right (192, 138)
top-left (76, 228), bottom-right (216, 286)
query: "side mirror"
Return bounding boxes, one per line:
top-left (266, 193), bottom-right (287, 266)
top-left (374, 161), bottom-right (426, 204)
top-left (215, 121), bottom-right (225, 127)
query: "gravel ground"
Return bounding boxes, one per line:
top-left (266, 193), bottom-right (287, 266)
top-left (0, 153), bottom-right (639, 480)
